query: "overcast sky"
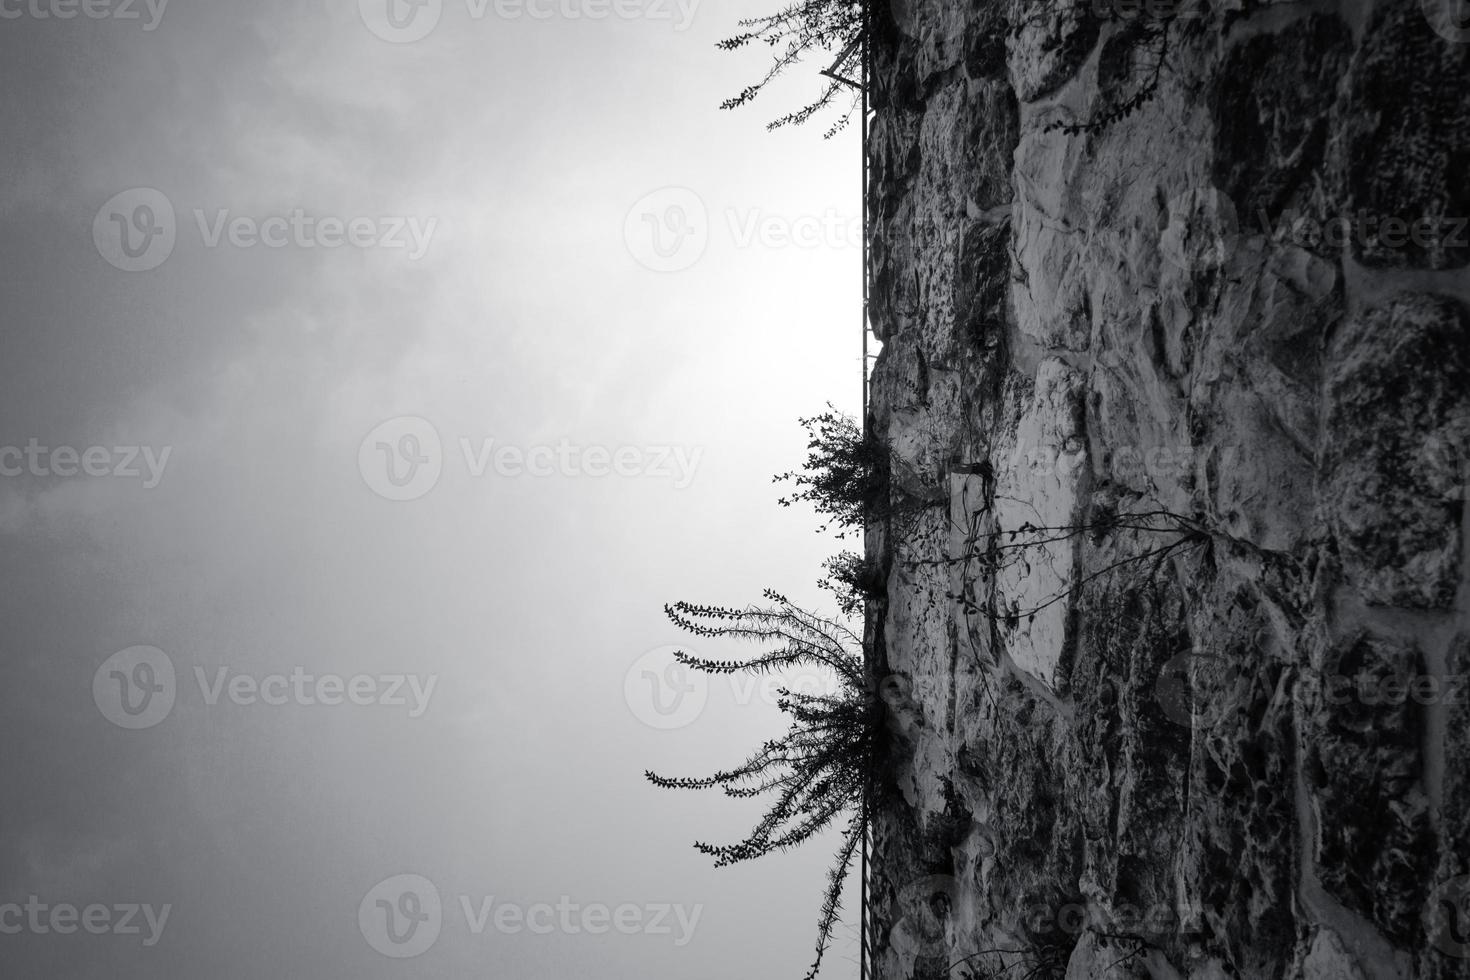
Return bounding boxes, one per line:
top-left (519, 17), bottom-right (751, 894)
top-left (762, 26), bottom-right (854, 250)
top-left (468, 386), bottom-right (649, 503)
top-left (0, 2), bottom-right (864, 977)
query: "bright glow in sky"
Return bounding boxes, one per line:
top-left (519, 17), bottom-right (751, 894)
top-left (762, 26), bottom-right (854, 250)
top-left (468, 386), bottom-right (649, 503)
top-left (0, 1), bottom-right (863, 977)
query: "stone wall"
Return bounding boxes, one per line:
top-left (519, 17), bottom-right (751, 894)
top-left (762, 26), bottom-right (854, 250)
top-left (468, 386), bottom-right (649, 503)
top-left (863, 1), bottom-right (1470, 977)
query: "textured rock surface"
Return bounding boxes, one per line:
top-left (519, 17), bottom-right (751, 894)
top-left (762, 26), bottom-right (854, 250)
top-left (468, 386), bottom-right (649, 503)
top-left (864, 1), bottom-right (1470, 977)
top-left (1321, 294), bottom-right (1470, 609)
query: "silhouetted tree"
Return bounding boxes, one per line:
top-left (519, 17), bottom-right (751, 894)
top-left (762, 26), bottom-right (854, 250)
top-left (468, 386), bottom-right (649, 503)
top-left (718, 1), bottom-right (866, 137)
top-left (646, 591), bottom-right (874, 980)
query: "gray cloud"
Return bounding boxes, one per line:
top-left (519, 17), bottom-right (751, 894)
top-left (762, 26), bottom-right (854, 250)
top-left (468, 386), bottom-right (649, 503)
top-left (0, 1), bottom-right (864, 977)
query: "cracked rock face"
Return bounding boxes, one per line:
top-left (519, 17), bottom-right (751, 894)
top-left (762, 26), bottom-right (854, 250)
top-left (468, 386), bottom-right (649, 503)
top-left (1320, 293), bottom-right (1470, 610)
top-left (865, 2), bottom-right (1470, 978)
top-left (1306, 634), bottom-right (1434, 946)
top-left (1329, 2), bottom-right (1470, 271)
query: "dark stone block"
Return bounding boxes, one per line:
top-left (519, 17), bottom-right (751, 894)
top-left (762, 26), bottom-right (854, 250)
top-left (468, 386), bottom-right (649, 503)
top-left (954, 222), bottom-right (1011, 353)
top-left (1330, 2), bottom-right (1470, 270)
top-left (1320, 293), bottom-right (1470, 609)
top-left (1306, 634), bottom-right (1434, 947)
top-left (1211, 14), bottom-right (1353, 235)
top-left (1009, 0), bottom-right (1102, 102)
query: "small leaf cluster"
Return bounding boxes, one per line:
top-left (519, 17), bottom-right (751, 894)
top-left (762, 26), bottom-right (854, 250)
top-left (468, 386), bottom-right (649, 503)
top-left (774, 405), bottom-right (888, 540)
top-left (818, 550), bottom-right (884, 619)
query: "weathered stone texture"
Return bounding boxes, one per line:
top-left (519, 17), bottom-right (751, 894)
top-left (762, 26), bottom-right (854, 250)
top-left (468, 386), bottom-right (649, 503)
top-left (1319, 293), bottom-right (1470, 610)
top-left (867, 1), bottom-right (1470, 977)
